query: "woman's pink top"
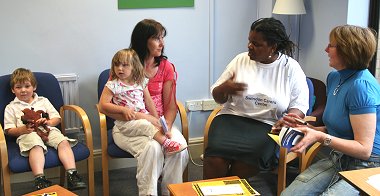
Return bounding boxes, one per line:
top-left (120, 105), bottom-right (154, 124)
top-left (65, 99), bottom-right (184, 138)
top-left (147, 58), bottom-right (177, 117)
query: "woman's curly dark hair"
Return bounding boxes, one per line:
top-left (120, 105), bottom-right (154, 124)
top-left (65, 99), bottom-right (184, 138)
top-left (251, 18), bottom-right (295, 58)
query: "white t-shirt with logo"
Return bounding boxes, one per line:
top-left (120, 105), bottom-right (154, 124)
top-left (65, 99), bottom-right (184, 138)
top-left (211, 52), bottom-right (309, 125)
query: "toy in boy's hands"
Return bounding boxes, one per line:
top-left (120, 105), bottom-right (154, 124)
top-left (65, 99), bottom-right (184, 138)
top-left (21, 107), bottom-right (50, 142)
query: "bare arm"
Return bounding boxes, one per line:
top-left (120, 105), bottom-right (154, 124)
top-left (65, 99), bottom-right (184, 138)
top-left (44, 117), bottom-right (60, 127)
top-left (291, 113), bottom-right (375, 160)
top-left (144, 87), bottom-right (159, 118)
top-left (162, 79), bottom-right (177, 130)
top-left (329, 113), bottom-right (375, 159)
top-left (5, 125), bottom-right (33, 137)
top-left (271, 109), bottom-right (307, 133)
top-left (98, 87), bottom-right (136, 121)
top-left (212, 74), bottom-right (247, 104)
top-left (137, 87), bottom-right (160, 127)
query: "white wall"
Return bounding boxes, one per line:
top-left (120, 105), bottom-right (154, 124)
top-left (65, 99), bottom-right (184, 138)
top-left (0, 0), bottom-right (370, 149)
top-left (0, 0), bottom-right (260, 148)
top-left (347, 0), bottom-right (370, 26)
top-left (300, 0), bottom-right (370, 82)
top-left (299, 0), bottom-right (349, 82)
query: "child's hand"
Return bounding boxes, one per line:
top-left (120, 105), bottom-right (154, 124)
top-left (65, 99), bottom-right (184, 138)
top-left (24, 123), bottom-right (34, 134)
top-left (36, 118), bottom-right (48, 125)
top-left (122, 109), bottom-right (136, 121)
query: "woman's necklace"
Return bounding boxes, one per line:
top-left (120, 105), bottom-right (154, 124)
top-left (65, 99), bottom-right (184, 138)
top-left (333, 71), bottom-right (357, 95)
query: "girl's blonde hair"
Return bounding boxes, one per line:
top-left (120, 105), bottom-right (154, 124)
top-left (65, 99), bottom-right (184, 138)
top-left (10, 68), bottom-right (37, 89)
top-left (110, 49), bottom-right (145, 85)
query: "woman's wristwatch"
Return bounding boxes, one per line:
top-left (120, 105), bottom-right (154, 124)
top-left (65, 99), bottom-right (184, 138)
top-left (323, 134), bottom-right (332, 146)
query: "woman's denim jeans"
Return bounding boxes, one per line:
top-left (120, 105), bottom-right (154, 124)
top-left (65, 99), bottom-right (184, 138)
top-left (281, 150), bottom-right (380, 196)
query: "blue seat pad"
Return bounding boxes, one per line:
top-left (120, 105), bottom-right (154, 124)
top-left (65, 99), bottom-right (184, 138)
top-left (8, 142), bottom-right (90, 173)
top-left (107, 129), bottom-right (134, 158)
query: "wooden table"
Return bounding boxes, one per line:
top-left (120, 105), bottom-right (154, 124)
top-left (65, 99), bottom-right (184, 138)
top-left (339, 167), bottom-right (380, 196)
top-left (23, 185), bottom-right (78, 196)
top-left (168, 176), bottom-right (240, 196)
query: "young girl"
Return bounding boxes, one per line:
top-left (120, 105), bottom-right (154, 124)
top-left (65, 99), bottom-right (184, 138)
top-left (99, 48), bottom-right (187, 156)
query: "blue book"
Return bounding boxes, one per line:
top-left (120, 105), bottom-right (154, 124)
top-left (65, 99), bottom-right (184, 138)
top-left (160, 116), bottom-right (169, 133)
top-left (279, 127), bottom-right (304, 150)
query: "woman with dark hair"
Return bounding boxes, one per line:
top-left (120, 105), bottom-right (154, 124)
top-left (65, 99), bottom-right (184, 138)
top-left (203, 17), bottom-right (309, 179)
top-left (281, 25), bottom-right (380, 195)
top-left (127, 19), bottom-right (189, 195)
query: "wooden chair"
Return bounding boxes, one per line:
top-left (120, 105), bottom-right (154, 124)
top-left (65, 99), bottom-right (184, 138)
top-left (96, 69), bottom-right (189, 196)
top-left (0, 72), bottom-right (94, 196)
top-left (203, 107), bottom-right (322, 196)
top-left (203, 77), bottom-right (327, 196)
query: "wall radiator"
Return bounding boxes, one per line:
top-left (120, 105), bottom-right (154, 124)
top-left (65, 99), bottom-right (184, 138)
top-left (54, 73), bottom-right (81, 132)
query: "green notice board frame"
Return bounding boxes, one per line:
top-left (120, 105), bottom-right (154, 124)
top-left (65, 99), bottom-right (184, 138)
top-left (118, 0), bottom-right (194, 9)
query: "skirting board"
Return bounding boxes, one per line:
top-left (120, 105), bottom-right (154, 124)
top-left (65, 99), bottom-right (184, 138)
top-left (10, 137), bottom-right (204, 183)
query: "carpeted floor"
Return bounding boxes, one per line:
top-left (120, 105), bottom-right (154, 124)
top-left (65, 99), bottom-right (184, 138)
top-left (11, 157), bottom-right (300, 195)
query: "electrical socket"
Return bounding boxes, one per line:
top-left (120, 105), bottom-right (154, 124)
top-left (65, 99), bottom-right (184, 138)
top-left (185, 100), bottom-right (203, 111)
top-left (202, 99), bottom-right (220, 111)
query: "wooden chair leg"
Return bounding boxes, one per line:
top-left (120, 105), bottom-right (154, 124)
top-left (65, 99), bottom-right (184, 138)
top-left (87, 155), bottom-right (95, 196)
top-left (1, 166), bottom-right (11, 196)
top-left (60, 167), bottom-right (65, 187)
top-left (277, 147), bottom-right (288, 196)
top-left (102, 156), bottom-right (110, 196)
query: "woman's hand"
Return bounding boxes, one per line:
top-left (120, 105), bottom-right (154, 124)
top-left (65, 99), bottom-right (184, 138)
top-left (271, 113), bottom-right (305, 134)
top-left (222, 74), bottom-right (247, 96)
top-left (290, 126), bottom-right (324, 153)
top-left (213, 74), bottom-right (247, 104)
top-left (283, 113), bottom-right (305, 127)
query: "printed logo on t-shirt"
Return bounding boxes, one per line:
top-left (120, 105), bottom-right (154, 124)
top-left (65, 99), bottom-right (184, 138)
top-left (245, 95), bottom-right (277, 108)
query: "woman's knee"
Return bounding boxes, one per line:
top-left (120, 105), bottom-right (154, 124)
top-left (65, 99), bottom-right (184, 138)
top-left (204, 156), bottom-right (229, 166)
top-left (203, 156), bottom-right (231, 179)
top-left (230, 161), bottom-right (259, 178)
top-left (144, 140), bottom-right (163, 157)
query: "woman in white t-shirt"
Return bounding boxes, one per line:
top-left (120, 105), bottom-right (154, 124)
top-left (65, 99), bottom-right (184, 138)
top-left (203, 17), bottom-right (309, 179)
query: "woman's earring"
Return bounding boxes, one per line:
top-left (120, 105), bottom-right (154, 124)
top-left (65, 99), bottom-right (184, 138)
top-left (268, 55), bottom-right (272, 59)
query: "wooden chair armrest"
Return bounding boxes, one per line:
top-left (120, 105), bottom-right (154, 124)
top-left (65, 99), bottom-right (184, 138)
top-left (176, 101), bottom-right (189, 144)
top-left (60, 105), bottom-right (94, 151)
top-left (0, 124), bottom-right (9, 167)
top-left (304, 116), bottom-right (316, 122)
top-left (301, 142), bottom-right (322, 172)
top-left (0, 124), bottom-right (11, 196)
top-left (96, 104), bottom-right (108, 140)
top-left (203, 106), bottom-right (222, 151)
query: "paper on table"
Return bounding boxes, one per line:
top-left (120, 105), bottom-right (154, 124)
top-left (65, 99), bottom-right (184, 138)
top-left (199, 184), bottom-right (244, 195)
top-left (366, 173), bottom-right (380, 191)
top-left (193, 178), bottom-right (260, 196)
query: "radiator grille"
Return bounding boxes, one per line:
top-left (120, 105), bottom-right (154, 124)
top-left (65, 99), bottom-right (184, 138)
top-left (54, 73), bottom-right (81, 132)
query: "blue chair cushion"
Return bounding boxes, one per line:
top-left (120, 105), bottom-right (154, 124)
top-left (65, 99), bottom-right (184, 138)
top-left (306, 77), bottom-right (315, 116)
top-left (107, 129), bottom-right (134, 158)
top-left (8, 142), bottom-right (90, 173)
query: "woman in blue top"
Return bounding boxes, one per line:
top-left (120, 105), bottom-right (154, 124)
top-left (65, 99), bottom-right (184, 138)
top-left (281, 25), bottom-right (380, 195)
